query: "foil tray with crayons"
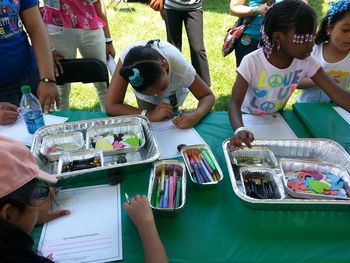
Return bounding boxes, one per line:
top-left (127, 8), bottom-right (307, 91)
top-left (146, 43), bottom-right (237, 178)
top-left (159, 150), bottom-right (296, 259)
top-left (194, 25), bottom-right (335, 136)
top-left (31, 115), bottom-right (160, 180)
top-left (180, 144), bottom-right (223, 188)
top-left (222, 138), bottom-right (350, 209)
top-left (147, 160), bottom-right (186, 214)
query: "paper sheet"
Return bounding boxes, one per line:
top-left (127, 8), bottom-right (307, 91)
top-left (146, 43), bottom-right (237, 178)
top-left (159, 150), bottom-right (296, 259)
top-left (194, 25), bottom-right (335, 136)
top-left (151, 119), bottom-right (206, 159)
top-left (38, 185), bottom-right (122, 263)
top-left (0, 114), bottom-right (68, 146)
top-left (243, 113), bottom-right (297, 139)
top-left (334, 107), bottom-right (350, 126)
top-left (107, 55), bottom-right (117, 75)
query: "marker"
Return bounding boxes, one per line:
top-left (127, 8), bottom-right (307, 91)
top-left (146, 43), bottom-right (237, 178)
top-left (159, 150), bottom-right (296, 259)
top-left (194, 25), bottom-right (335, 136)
top-left (160, 167), bottom-right (165, 193)
top-left (201, 150), bottom-right (216, 171)
top-left (125, 193), bottom-right (130, 204)
top-left (175, 177), bottom-right (181, 208)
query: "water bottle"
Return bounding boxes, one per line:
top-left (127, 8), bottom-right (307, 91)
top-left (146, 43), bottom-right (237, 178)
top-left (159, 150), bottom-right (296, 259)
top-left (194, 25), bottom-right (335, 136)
top-left (20, 85), bottom-right (45, 134)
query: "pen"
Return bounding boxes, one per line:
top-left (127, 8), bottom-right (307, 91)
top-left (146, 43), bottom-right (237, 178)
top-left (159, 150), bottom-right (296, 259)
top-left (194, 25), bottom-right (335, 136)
top-left (125, 193), bottom-right (130, 204)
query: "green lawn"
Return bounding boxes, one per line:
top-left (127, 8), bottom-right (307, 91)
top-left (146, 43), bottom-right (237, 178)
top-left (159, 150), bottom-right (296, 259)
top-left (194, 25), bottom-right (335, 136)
top-left (70, 0), bottom-right (332, 112)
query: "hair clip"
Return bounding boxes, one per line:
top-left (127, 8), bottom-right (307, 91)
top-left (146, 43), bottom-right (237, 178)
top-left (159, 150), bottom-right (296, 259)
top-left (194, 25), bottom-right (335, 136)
top-left (129, 68), bottom-right (144, 87)
top-left (293, 34), bottom-right (314, 44)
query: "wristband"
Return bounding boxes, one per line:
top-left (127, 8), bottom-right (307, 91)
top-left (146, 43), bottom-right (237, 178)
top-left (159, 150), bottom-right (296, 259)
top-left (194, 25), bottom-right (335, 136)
top-left (40, 78), bottom-right (56, 84)
top-left (234, 127), bottom-right (252, 135)
top-left (141, 109), bottom-right (147, 116)
top-left (105, 37), bottom-right (113, 44)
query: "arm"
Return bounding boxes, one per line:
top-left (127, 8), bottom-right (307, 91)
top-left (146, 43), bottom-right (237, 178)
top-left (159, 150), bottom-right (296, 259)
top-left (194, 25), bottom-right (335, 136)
top-left (0, 102), bottom-right (19, 125)
top-left (230, 0), bottom-right (267, 17)
top-left (297, 77), bottom-right (316, 89)
top-left (94, 0), bottom-right (116, 59)
top-left (105, 60), bottom-right (173, 121)
top-left (228, 73), bottom-right (254, 148)
top-left (123, 195), bottom-right (168, 263)
top-left (172, 74), bottom-right (215, 129)
top-left (312, 68), bottom-right (350, 112)
top-left (20, 6), bottom-right (59, 113)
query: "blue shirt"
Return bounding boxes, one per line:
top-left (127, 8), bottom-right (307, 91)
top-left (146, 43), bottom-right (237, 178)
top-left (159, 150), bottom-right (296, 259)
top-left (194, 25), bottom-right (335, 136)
top-left (243, 0), bottom-right (264, 40)
top-left (0, 0), bottom-right (38, 85)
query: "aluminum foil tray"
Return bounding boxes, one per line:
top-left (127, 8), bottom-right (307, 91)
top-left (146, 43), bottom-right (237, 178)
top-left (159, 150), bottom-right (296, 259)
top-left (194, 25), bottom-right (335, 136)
top-left (86, 123), bottom-right (145, 155)
top-left (147, 160), bottom-right (186, 214)
top-left (222, 138), bottom-right (350, 209)
top-left (31, 115), bottom-right (160, 179)
top-left (280, 159), bottom-right (350, 200)
top-left (231, 146), bottom-right (278, 168)
top-left (180, 144), bottom-right (223, 188)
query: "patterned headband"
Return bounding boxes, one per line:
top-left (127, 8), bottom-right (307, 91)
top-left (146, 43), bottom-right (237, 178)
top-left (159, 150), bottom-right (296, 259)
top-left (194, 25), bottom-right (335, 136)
top-left (327, 0), bottom-right (350, 25)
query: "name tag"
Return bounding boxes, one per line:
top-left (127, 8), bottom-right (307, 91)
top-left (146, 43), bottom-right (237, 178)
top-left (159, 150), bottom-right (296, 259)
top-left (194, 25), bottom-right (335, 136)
top-left (44, 0), bottom-right (61, 10)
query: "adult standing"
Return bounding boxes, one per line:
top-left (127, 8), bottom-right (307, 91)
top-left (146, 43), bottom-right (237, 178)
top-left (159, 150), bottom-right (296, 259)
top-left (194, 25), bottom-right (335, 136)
top-left (0, 0), bottom-right (59, 119)
top-left (163, 0), bottom-right (211, 87)
top-left (41, 0), bottom-right (116, 112)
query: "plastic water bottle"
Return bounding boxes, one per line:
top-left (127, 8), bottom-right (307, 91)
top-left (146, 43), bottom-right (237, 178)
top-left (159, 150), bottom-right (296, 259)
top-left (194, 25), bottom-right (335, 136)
top-left (20, 85), bottom-right (45, 134)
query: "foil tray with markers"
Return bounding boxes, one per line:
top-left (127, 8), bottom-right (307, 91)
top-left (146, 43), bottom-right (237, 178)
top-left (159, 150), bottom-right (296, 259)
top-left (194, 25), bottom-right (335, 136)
top-left (222, 138), bottom-right (350, 209)
top-left (31, 115), bottom-right (160, 180)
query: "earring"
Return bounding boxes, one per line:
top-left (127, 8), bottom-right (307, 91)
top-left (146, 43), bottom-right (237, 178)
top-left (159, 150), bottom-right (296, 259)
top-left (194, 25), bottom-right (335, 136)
top-left (277, 44), bottom-right (281, 51)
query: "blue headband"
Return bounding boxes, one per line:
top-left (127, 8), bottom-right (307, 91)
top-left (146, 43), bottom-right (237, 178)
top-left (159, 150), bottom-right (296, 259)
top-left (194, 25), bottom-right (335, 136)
top-left (129, 68), bottom-right (144, 87)
top-left (328, 0), bottom-right (350, 25)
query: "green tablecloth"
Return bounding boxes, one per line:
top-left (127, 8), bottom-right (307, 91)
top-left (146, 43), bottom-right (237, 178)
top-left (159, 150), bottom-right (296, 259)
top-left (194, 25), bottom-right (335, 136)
top-left (293, 103), bottom-right (350, 153)
top-left (33, 111), bottom-right (350, 263)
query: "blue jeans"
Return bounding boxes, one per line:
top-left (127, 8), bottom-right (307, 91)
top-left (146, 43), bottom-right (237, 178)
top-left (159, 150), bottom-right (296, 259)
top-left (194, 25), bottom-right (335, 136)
top-left (0, 67), bottom-right (40, 106)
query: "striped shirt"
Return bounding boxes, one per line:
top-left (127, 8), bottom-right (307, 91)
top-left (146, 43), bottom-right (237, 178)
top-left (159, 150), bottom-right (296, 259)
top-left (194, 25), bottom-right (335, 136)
top-left (164, 0), bottom-right (202, 10)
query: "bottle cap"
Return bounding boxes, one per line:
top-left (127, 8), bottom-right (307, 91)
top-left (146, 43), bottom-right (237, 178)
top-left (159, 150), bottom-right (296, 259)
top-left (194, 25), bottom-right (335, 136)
top-left (21, 85), bottom-right (31, 94)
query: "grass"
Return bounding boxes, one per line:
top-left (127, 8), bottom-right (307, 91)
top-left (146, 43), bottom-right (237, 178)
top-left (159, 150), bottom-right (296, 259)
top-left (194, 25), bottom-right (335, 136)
top-left (69, 0), bottom-right (332, 112)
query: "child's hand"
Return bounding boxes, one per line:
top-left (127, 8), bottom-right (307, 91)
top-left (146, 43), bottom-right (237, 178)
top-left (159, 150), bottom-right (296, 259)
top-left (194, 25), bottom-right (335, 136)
top-left (0, 102), bottom-right (19, 125)
top-left (229, 130), bottom-right (255, 149)
top-left (172, 112), bottom-right (199, 129)
top-left (148, 103), bottom-right (173, 122)
top-left (123, 195), bottom-right (155, 230)
top-left (36, 187), bottom-right (70, 224)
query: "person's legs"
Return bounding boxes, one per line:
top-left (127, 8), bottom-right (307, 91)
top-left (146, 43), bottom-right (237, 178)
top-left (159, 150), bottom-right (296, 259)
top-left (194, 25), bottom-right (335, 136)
top-left (136, 97), bottom-right (157, 111)
top-left (184, 10), bottom-right (211, 86)
top-left (50, 28), bottom-right (79, 111)
top-left (78, 29), bottom-right (107, 112)
top-left (234, 35), bottom-right (259, 67)
top-left (163, 9), bottom-right (184, 51)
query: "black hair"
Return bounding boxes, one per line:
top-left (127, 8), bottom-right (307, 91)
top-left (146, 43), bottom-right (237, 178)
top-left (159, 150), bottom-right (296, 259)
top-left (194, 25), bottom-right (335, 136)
top-left (119, 40), bottom-right (165, 92)
top-left (262, 0), bottom-right (317, 43)
top-left (315, 2), bottom-right (350, 44)
top-left (0, 179), bottom-right (54, 263)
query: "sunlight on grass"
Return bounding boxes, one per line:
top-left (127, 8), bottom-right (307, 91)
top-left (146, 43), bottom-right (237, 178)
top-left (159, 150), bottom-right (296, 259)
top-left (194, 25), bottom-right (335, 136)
top-left (70, 0), bottom-right (331, 112)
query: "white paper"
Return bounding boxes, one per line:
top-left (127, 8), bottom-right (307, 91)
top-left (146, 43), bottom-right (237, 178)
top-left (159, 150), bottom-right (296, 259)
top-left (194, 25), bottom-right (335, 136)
top-left (243, 113), bottom-right (296, 139)
top-left (0, 114), bottom-right (68, 146)
top-left (334, 107), bottom-right (350, 126)
top-left (107, 55), bottom-right (117, 75)
top-left (151, 119), bottom-right (206, 159)
top-left (38, 185), bottom-right (122, 263)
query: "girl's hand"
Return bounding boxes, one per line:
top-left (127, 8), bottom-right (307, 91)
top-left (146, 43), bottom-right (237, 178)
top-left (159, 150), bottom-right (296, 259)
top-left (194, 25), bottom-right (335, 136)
top-left (52, 50), bottom-right (65, 77)
top-left (229, 130), bottom-right (255, 149)
top-left (172, 112), bottom-right (199, 129)
top-left (148, 103), bottom-right (173, 121)
top-left (0, 102), bottom-right (19, 125)
top-left (36, 187), bottom-right (70, 224)
top-left (123, 195), bottom-right (155, 230)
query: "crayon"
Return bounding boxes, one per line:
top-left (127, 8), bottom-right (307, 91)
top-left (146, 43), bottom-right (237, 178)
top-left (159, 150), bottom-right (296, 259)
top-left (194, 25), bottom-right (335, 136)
top-left (175, 177), bottom-right (181, 208)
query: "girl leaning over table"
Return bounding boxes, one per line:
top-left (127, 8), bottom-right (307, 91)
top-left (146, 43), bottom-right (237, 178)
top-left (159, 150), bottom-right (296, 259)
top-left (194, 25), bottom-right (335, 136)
top-left (0, 135), bottom-right (168, 262)
top-left (228, 0), bottom-right (350, 149)
top-left (106, 40), bottom-right (215, 129)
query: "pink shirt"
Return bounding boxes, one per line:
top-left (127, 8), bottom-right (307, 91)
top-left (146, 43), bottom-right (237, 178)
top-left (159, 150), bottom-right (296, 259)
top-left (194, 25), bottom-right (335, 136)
top-left (42, 0), bottom-right (106, 30)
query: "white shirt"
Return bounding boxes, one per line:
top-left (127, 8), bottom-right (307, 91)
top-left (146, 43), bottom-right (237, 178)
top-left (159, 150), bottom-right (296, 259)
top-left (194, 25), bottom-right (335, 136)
top-left (237, 48), bottom-right (321, 114)
top-left (119, 41), bottom-right (196, 107)
top-left (297, 43), bottom-right (350, 103)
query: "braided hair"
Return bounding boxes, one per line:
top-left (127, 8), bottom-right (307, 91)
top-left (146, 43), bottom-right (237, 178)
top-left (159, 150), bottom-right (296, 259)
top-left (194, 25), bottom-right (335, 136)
top-left (315, 0), bottom-right (350, 45)
top-left (260, 0), bottom-right (317, 58)
top-left (119, 40), bottom-right (165, 92)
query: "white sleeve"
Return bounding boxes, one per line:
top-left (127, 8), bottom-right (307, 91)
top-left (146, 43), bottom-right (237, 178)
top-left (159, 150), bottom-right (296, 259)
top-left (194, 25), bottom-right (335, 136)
top-left (236, 55), bottom-right (253, 83)
top-left (304, 56), bottom-right (322, 78)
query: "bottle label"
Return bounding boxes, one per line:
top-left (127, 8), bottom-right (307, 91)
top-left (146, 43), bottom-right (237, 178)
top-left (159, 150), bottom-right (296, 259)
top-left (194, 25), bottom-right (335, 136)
top-left (24, 111), bottom-right (45, 134)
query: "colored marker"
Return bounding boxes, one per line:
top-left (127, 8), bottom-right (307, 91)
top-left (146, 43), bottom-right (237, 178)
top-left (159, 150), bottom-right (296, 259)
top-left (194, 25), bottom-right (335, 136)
top-left (175, 177), bottom-right (181, 208)
top-left (162, 177), bottom-right (169, 208)
top-left (202, 150), bottom-right (216, 171)
top-left (160, 167), bottom-right (165, 193)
